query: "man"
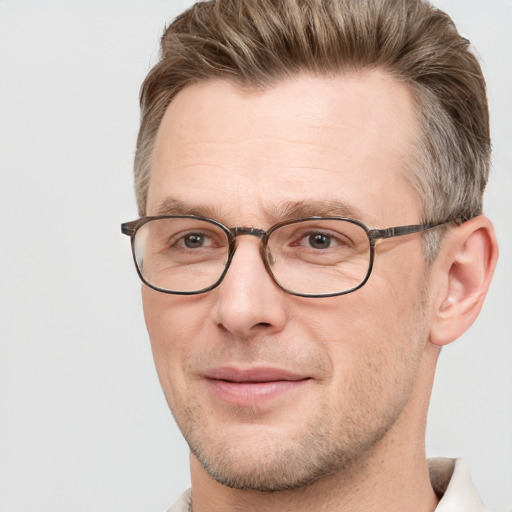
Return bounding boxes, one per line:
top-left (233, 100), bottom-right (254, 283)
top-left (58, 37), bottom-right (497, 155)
top-left (122, 0), bottom-right (498, 510)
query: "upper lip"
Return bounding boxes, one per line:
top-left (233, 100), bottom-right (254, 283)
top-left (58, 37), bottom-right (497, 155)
top-left (204, 366), bottom-right (310, 383)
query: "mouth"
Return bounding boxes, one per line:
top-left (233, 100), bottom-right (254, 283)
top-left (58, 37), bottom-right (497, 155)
top-left (203, 367), bottom-right (311, 407)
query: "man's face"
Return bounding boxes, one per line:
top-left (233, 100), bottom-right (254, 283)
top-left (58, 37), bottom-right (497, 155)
top-left (143, 71), bottom-right (434, 490)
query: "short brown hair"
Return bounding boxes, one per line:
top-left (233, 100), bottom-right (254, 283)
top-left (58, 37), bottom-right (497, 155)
top-left (134, 0), bottom-right (490, 260)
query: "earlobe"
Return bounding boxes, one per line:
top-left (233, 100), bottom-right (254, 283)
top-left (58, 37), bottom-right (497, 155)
top-left (429, 216), bottom-right (498, 347)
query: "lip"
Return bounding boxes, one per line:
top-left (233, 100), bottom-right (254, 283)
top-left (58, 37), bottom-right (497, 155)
top-left (203, 366), bottom-right (311, 407)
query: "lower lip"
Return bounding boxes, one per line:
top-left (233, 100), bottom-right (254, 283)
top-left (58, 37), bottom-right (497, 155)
top-left (206, 378), bottom-right (309, 407)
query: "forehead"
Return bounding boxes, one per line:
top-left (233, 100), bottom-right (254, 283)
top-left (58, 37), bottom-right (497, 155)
top-left (148, 71), bottom-right (420, 226)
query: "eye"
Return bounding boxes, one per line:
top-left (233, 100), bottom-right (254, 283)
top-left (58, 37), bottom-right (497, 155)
top-left (298, 230), bottom-right (348, 250)
top-left (268, 220), bottom-right (359, 261)
top-left (182, 233), bottom-right (209, 248)
top-left (177, 232), bottom-right (215, 249)
top-left (307, 233), bottom-right (333, 250)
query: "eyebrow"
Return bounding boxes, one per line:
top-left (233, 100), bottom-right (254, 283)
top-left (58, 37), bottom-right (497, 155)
top-left (153, 197), bottom-right (368, 225)
top-left (266, 200), bottom-right (367, 224)
top-left (154, 197), bottom-right (225, 218)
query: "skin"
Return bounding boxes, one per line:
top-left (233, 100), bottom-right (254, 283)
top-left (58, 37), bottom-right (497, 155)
top-left (141, 71), bottom-right (498, 512)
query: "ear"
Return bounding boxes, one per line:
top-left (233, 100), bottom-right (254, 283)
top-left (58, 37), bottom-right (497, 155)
top-left (428, 216), bottom-right (498, 346)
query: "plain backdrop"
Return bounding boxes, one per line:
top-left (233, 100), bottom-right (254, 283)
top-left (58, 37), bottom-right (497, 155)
top-left (0, 1), bottom-right (510, 511)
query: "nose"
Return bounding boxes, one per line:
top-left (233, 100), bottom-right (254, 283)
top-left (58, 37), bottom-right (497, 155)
top-left (210, 237), bottom-right (288, 338)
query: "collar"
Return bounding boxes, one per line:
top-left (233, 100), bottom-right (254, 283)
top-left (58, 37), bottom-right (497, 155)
top-left (429, 458), bottom-right (488, 511)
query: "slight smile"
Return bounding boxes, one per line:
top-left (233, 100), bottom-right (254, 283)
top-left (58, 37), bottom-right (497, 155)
top-left (203, 367), bottom-right (312, 408)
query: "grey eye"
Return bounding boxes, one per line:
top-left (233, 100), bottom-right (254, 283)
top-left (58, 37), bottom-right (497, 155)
top-left (307, 233), bottom-right (332, 249)
top-left (184, 234), bottom-right (206, 248)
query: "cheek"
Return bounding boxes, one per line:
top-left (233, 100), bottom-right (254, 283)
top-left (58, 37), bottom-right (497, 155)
top-left (141, 288), bottom-right (211, 397)
top-left (142, 287), bottom-right (211, 346)
top-left (301, 271), bottom-right (427, 392)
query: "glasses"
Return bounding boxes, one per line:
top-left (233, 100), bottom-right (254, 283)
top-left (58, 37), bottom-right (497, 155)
top-left (121, 215), bottom-right (450, 298)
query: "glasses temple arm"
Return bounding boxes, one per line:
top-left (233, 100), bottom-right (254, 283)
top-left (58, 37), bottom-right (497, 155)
top-left (368, 220), bottom-right (456, 241)
top-left (121, 221), bottom-right (139, 237)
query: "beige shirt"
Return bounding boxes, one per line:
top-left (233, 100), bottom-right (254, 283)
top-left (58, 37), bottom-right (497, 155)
top-left (166, 458), bottom-right (487, 512)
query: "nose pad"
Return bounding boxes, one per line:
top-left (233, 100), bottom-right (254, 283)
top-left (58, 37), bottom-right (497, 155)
top-left (260, 241), bottom-right (276, 268)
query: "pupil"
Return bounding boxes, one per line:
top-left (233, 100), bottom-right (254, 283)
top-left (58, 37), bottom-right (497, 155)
top-left (309, 233), bottom-right (330, 249)
top-left (185, 234), bottom-right (203, 248)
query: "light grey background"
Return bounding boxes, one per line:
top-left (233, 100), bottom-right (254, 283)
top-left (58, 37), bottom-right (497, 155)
top-left (0, 1), bottom-right (510, 511)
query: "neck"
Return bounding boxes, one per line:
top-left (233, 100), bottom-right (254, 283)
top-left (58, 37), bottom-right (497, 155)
top-left (189, 344), bottom-right (441, 512)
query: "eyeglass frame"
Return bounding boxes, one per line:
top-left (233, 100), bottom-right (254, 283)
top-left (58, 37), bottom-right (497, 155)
top-left (121, 215), bottom-right (460, 298)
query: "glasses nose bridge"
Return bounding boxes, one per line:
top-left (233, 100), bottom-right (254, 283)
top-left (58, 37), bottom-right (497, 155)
top-left (232, 226), bottom-right (267, 239)
top-left (229, 226), bottom-right (272, 272)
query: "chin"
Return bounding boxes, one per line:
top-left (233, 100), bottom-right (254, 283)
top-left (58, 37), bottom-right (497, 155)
top-left (192, 441), bottom-right (339, 492)
top-left (184, 413), bottom-right (391, 492)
